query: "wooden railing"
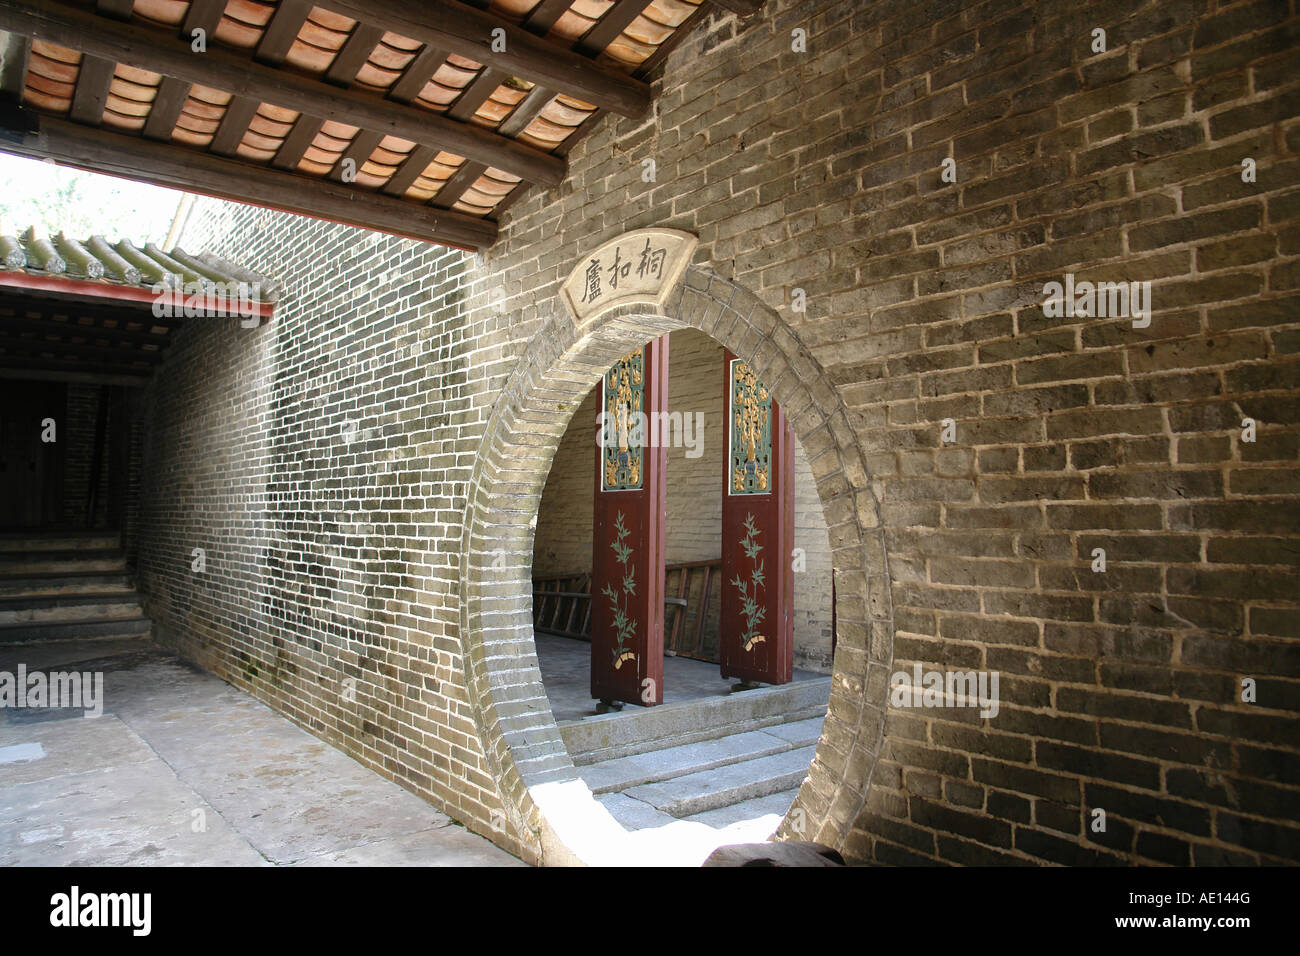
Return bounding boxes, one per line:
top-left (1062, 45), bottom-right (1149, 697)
top-left (533, 558), bottom-right (723, 663)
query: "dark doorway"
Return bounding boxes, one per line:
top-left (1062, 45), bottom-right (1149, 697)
top-left (0, 380), bottom-right (65, 528)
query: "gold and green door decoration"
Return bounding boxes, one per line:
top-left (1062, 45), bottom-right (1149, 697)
top-left (729, 359), bottom-right (773, 494)
top-left (601, 349), bottom-right (644, 492)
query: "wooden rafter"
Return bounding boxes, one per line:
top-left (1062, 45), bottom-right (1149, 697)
top-left (183, 0), bottom-right (227, 37)
top-left (329, 129), bottom-right (383, 183)
top-left (432, 161), bottom-right (487, 211)
top-left (142, 0), bottom-right (226, 142)
top-left (381, 144), bottom-right (438, 198)
top-left (326, 23), bottom-right (385, 86)
top-left (387, 45), bottom-right (448, 104)
top-left (489, 0), bottom-right (716, 221)
top-left (0, 0), bottom-right (566, 187)
top-left (318, 0), bottom-right (652, 117)
top-left (209, 96), bottom-right (259, 156)
top-left (0, 115), bottom-right (499, 249)
top-left (206, 0), bottom-right (314, 158)
top-left (142, 76), bottom-right (189, 141)
top-left (0, 0), bottom-right (729, 249)
top-left (68, 54), bottom-right (115, 125)
top-left (272, 114), bottom-right (325, 170)
top-left (0, 359), bottom-right (153, 382)
top-left (432, 0), bottom-right (574, 210)
top-left (255, 0), bottom-right (311, 67)
top-left (576, 0), bottom-right (654, 57)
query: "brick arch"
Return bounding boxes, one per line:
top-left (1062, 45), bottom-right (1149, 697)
top-left (458, 266), bottom-right (894, 864)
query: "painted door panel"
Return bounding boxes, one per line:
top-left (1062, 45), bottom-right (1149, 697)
top-left (590, 335), bottom-right (669, 705)
top-left (719, 351), bottom-right (793, 685)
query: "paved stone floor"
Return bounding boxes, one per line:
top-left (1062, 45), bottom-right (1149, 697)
top-left (0, 638), bottom-right (523, 867)
top-left (536, 631), bottom-right (824, 723)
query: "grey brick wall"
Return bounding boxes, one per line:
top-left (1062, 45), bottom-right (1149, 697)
top-left (139, 0), bottom-right (1300, 865)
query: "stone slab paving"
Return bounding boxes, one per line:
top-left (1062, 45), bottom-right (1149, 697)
top-left (0, 639), bottom-right (523, 867)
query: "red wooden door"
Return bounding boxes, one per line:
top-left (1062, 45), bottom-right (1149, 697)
top-left (591, 335), bottom-right (669, 706)
top-left (720, 351), bottom-right (794, 685)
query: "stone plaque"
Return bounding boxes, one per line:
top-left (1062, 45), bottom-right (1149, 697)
top-left (561, 228), bottom-right (697, 321)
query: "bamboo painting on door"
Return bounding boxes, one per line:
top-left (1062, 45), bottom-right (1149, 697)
top-left (721, 351), bottom-right (794, 685)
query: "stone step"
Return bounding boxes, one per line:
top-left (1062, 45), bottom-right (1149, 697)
top-left (0, 616), bottom-right (152, 644)
top-left (680, 787), bottom-right (801, 832)
top-left (577, 729), bottom-right (797, 795)
top-left (0, 551), bottom-right (127, 575)
top-left (0, 593), bottom-right (145, 625)
top-left (755, 716), bottom-right (825, 749)
top-left (0, 572), bottom-right (134, 598)
top-left (563, 676), bottom-right (831, 763)
top-left (595, 792), bottom-right (678, 831)
top-left (0, 533), bottom-right (121, 553)
top-left (622, 745), bottom-right (817, 818)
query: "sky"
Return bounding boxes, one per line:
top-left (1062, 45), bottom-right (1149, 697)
top-left (0, 153), bottom-right (186, 246)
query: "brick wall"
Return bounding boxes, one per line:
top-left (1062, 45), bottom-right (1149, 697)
top-left (531, 326), bottom-right (835, 670)
top-left (144, 0), bottom-right (1300, 865)
top-left (62, 384), bottom-right (110, 527)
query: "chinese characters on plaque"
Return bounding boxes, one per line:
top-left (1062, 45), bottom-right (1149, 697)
top-left (561, 228), bottom-right (698, 322)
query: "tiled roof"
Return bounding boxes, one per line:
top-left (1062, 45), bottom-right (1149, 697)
top-left (0, 226), bottom-right (277, 302)
top-left (0, 0), bottom-right (742, 248)
top-left (0, 224), bottom-right (276, 379)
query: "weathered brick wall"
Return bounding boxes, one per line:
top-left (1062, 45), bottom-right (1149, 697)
top-left (135, 209), bottom-right (530, 857)
top-left (141, 0), bottom-right (1300, 865)
top-left (531, 326), bottom-right (835, 670)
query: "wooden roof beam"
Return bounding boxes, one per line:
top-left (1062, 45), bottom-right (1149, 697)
top-left (0, 0), bottom-right (566, 187)
top-left (0, 114), bottom-right (500, 249)
top-left (317, 0), bottom-right (652, 117)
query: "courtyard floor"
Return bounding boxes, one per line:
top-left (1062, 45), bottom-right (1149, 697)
top-left (535, 631), bottom-right (826, 723)
top-left (0, 638), bottom-right (523, 867)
